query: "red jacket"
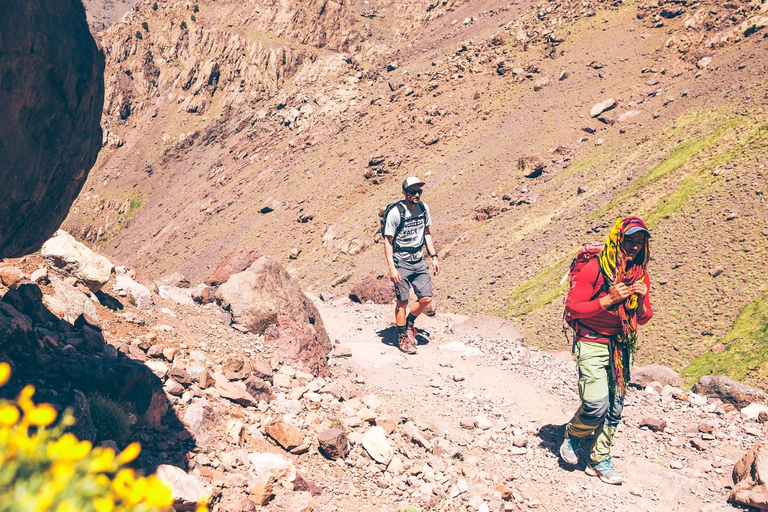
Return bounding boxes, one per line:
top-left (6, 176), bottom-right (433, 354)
top-left (565, 257), bottom-right (653, 343)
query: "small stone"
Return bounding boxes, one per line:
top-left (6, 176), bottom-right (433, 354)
top-left (639, 418), bottom-right (667, 432)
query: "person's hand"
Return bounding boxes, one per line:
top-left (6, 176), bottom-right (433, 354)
top-left (390, 268), bottom-right (402, 286)
top-left (432, 258), bottom-right (440, 276)
top-left (600, 283), bottom-right (630, 308)
top-left (629, 280), bottom-right (648, 297)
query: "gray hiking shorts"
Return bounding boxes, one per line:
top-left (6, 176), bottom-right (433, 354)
top-left (394, 256), bottom-right (432, 302)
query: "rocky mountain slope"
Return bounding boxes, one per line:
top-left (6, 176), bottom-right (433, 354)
top-left (64, 0), bottom-right (768, 385)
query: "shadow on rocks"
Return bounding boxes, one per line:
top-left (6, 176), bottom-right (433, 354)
top-left (0, 285), bottom-right (193, 475)
top-left (538, 423), bottom-right (592, 472)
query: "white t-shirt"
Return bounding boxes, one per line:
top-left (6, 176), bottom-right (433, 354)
top-left (384, 202), bottom-right (432, 262)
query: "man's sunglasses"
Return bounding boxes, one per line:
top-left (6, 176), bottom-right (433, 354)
top-left (405, 189), bottom-right (423, 195)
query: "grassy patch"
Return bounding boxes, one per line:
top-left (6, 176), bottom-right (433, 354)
top-left (681, 294), bottom-right (768, 388)
top-left (643, 121), bottom-right (768, 227)
top-left (505, 259), bottom-right (569, 317)
top-left (589, 118), bottom-right (740, 222)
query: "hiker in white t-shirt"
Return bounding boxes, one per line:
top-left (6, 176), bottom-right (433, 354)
top-left (383, 176), bottom-right (440, 354)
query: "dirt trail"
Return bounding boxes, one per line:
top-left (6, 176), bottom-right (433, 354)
top-left (317, 300), bottom-right (571, 428)
top-left (314, 297), bottom-right (742, 512)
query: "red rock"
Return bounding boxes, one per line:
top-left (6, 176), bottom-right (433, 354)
top-left (317, 428), bottom-right (349, 460)
top-left (729, 441), bottom-right (768, 509)
top-left (693, 375), bottom-right (768, 409)
top-left (247, 474), bottom-right (276, 506)
top-left (293, 474), bottom-right (323, 496)
top-left (0, 0), bottom-right (103, 258)
top-left (265, 420), bottom-right (304, 451)
top-left (264, 315), bottom-right (330, 378)
top-left (639, 418), bottom-right (667, 432)
top-left (205, 247), bottom-right (261, 286)
top-left (0, 266), bottom-right (26, 288)
top-left (349, 279), bottom-right (396, 304)
top-left (517, 155), bottom-right (546, 178)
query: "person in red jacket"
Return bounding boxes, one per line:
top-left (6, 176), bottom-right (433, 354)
top-left (560, 216), bottom-right (653, 485)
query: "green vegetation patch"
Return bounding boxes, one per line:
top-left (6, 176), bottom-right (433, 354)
top-left (589, 117), bottom-right (741, 222)
top-left (87, 393), bottom-right (132, 445)
top-left (505, 259), bottom-right (569, 317)
top-left (682, 294), bottom-right (768, 388)
top-left (644, 121), bottom-right (768, 227)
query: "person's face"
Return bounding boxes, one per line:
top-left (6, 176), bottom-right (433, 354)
top-left (622, 232), bottom-right (647, 261)
top-left (404, 187), bottom-right (423, 204)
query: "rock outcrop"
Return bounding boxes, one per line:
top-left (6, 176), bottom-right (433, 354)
top-left (216, 256), bottom-right (331, 352)
top-left (730, 441), bottom-right (768, 510)
top-left (693, 375), bottom-right (768, 410)
top-left (41, 230), bottom-right (114, 292)
top-left (0, 0), bottom-right (103, 258)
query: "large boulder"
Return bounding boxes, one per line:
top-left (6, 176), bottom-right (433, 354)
top-left (631, 364), bottom-right (682, 388)
top-left (729, 441), bottom-right (768, 510)
top-left (42, 276), bottom-right (99, 323)
top-left (349, 278), bottom-right (396, 304)
top-left (216, 256), bottom-right (330, 352)
top-left (0, 0), bottom-right (104, 258)
top-left (41, 230), bottom-right (114, 292)
top-left (692, 375), bottom-right (768, 410)
top-left (205, 247), bottom-right (261, 286)
top-left (113, 275), bottom-right (153, 311)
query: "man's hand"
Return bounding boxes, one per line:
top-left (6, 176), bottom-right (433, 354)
top-left (390, 267), bottom-right (402, 286)
top-left (629, 281), bottom-right (648, 297)
top-left (600, 283), bottom-right (630, 308)
top-left (432, 257), bottom-right (440, 276)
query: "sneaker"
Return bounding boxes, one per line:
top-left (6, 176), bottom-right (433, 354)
top-left (559, 432), bottom-right (581, 465)
top-left (585, 458), bottom-right (625, 485)
top-left (398, 333), bottom-right (417, 354)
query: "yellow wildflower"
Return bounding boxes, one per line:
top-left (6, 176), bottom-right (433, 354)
top-left (47, 432), bottom-right (91, 461)
top-left (0, 361), bottom-right (10, 386)
top-left (116, 442), bottom-right (141, 465)
top-left (26, 403), bottom-right (57, 427)
top-left (93, 496), bottom-right (115, 512)
top-left (112, 468), bottom-right (135, 498)
top-left (89, 446), bottom-right (117, 473)
top-left (0, 403), bottom-right (20, 425)
top-left (55, 500), bottom-right (76, 512)
top-left (195, 496), bottom-right (210, 512)
top-left (144, 476), bottom-right (174, 507)
top-left (17, 384), bottom-right (36, 412)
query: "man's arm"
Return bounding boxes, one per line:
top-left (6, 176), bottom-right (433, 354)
top-left (424, 227), bottom-right (440, 276)
top-left (384, 235), bottom-right (402, 286)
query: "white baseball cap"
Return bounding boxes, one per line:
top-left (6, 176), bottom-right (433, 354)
top-left (402, 176), bottom-right (425, 190)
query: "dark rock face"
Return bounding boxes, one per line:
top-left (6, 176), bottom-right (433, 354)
top-left (0, 0), bottom-right (104, 257)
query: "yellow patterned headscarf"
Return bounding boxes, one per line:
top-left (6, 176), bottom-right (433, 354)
top-left (597, 217), bottom-right (651, 395)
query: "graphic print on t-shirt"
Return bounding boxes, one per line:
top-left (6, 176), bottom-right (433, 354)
top-left (384, 203), bottom-right (432, 262)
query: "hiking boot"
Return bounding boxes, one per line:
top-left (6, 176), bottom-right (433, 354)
top-left (406, 322), bottom-right (418, 346)
top-left (559, 432), bottom-right (581, 465)
top-left (398, 333), bottom-right (417, 354)
top-left (585, 458), bottom-right (625, 485)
